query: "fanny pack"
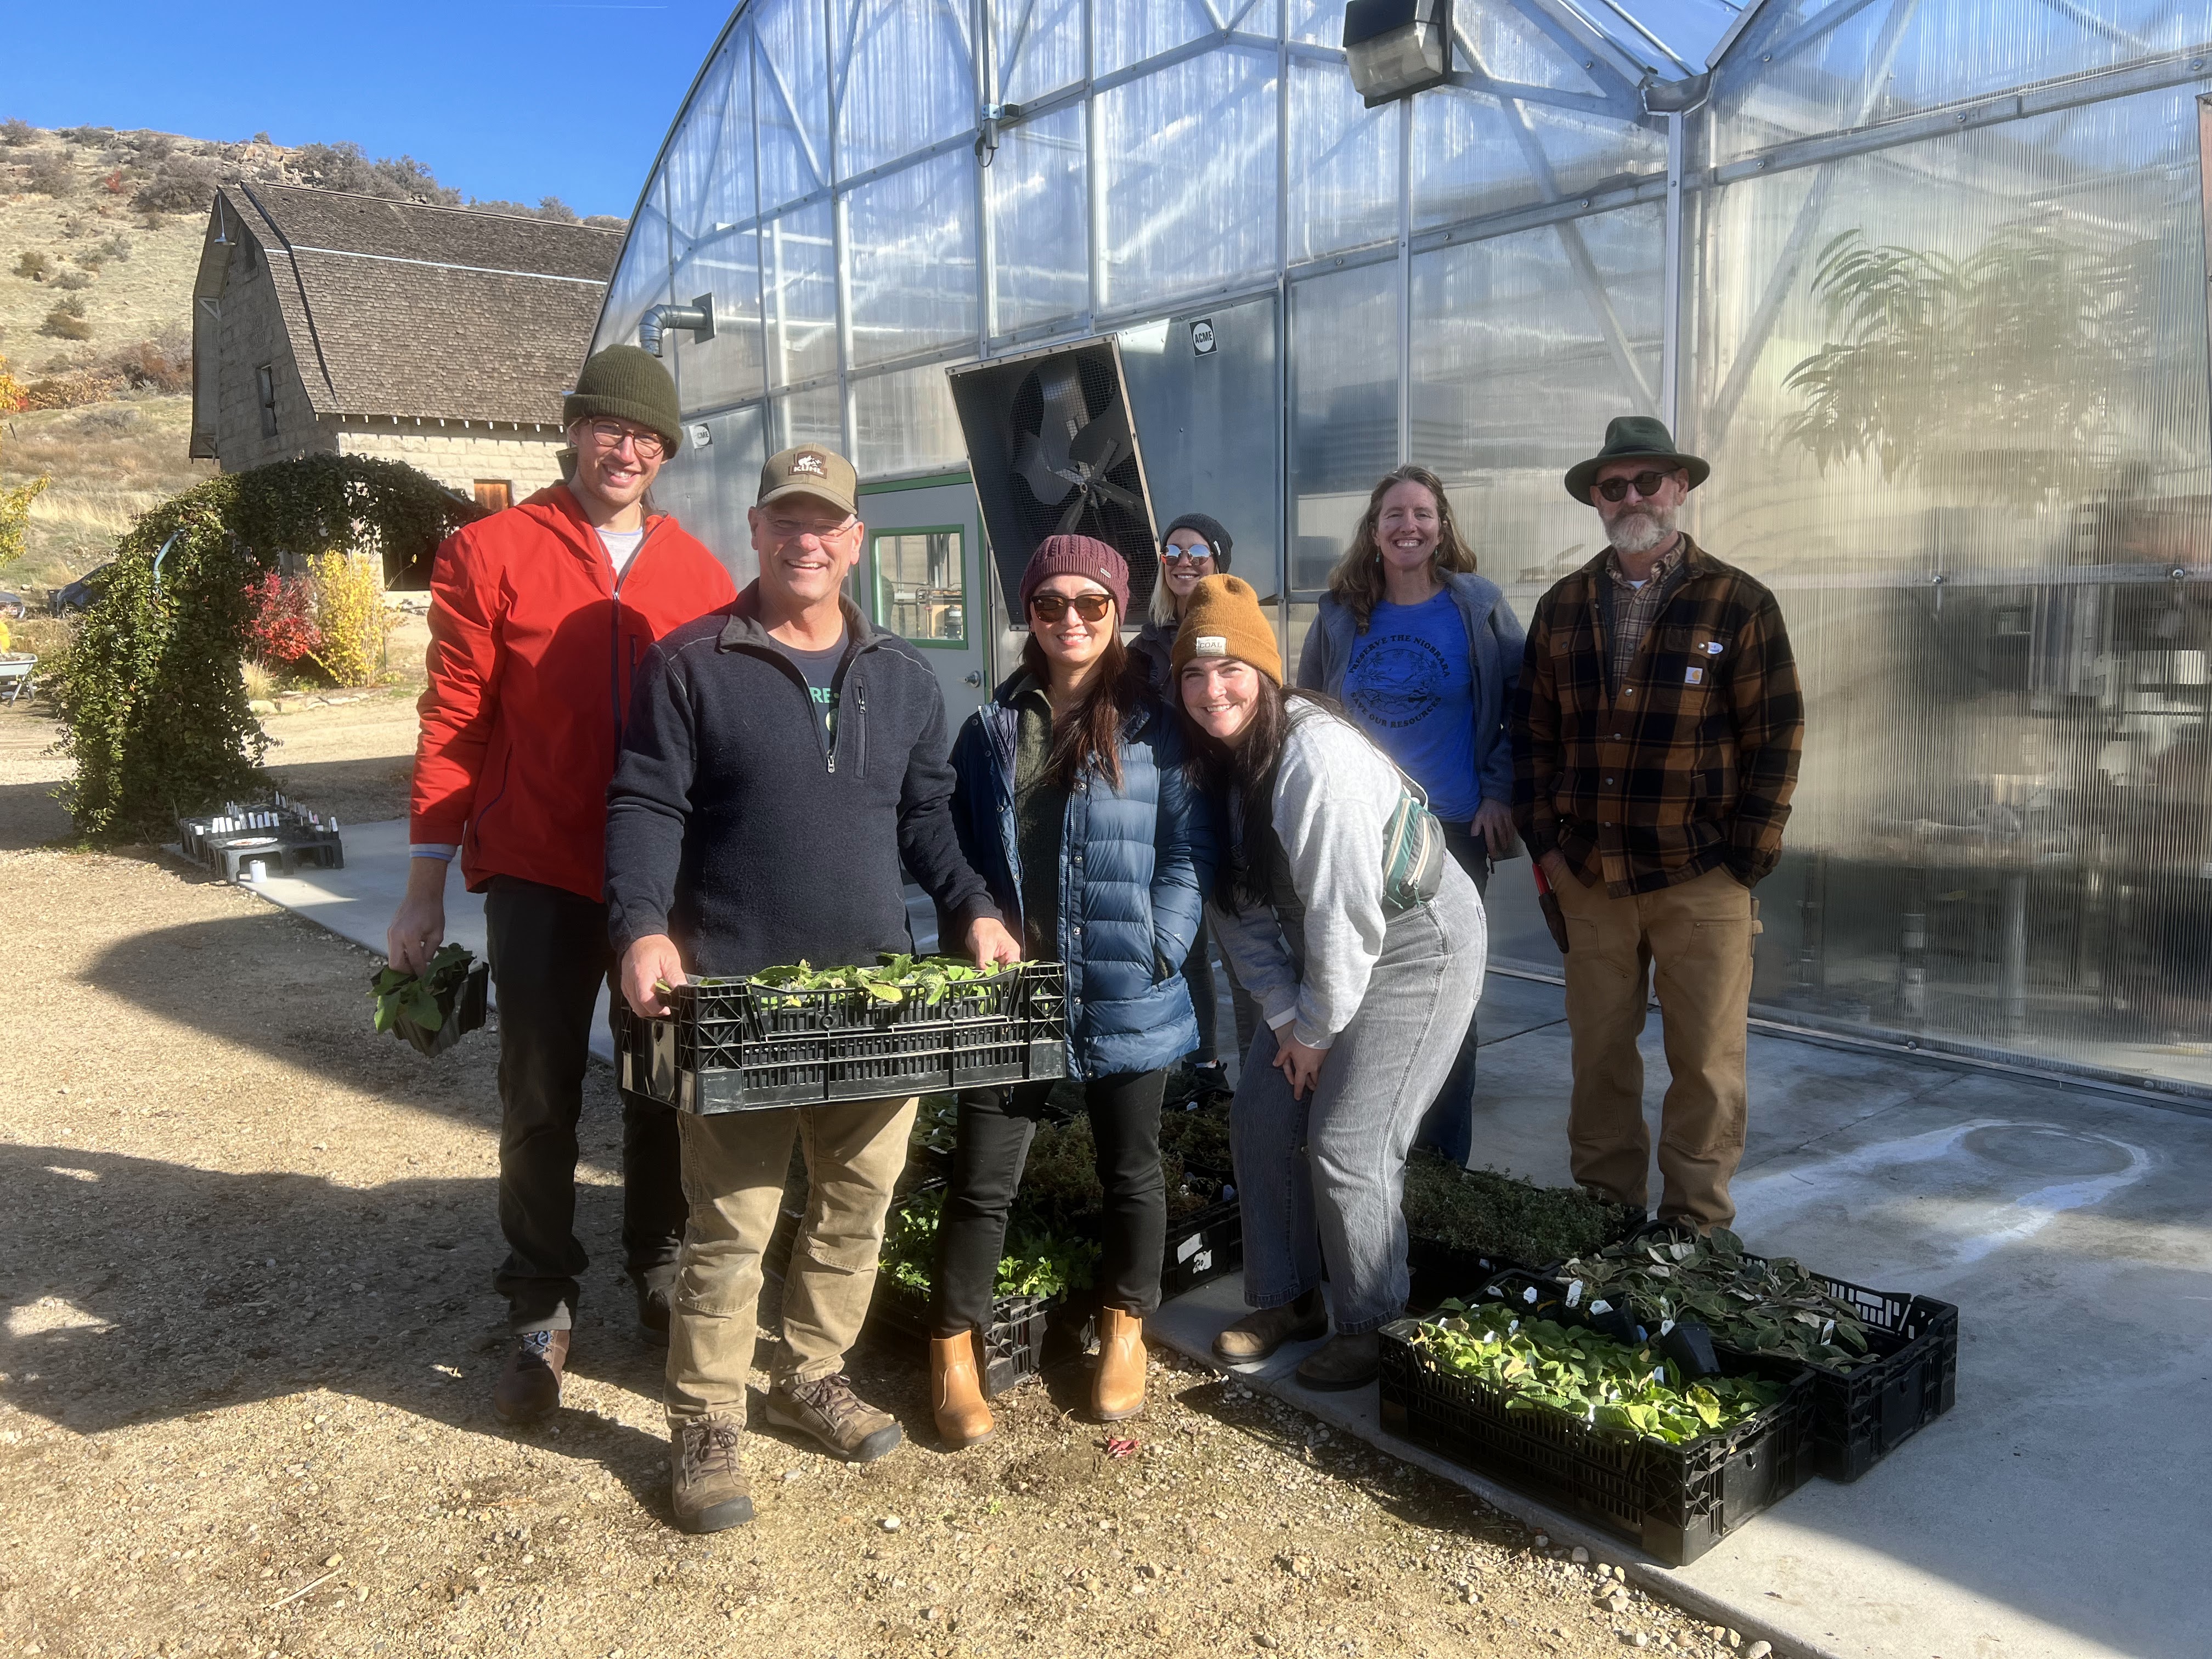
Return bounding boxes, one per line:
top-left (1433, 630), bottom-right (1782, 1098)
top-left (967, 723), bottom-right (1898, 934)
top-left (1380, 771), bottom-right (1448, 915)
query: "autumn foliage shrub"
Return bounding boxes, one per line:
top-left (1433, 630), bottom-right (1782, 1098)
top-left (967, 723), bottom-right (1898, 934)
top-left (245, 570), bottom-right (324, 670)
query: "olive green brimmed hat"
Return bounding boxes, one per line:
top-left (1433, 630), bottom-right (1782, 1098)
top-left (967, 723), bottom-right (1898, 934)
top-left (1564, 415), bottom-right (1709, 504)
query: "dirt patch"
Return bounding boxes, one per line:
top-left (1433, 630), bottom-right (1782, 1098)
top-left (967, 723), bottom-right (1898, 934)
top-left (0, 842), bottom-right (1760, 1659)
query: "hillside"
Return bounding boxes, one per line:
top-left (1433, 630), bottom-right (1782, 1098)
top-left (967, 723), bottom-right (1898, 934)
top-left (0, 122), bottom-right (620, 595)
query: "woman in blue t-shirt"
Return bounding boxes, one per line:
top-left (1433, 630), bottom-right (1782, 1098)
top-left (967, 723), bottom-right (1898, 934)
top-left (1294, 464), bottom-right (1525, 1165)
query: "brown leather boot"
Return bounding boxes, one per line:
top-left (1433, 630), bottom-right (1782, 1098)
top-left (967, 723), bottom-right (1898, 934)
top-left (929, 1331), bottom-right (995, 1449)
top-left (492, 1329), bottom-right (568, 1425)
top-left (1093, 1307), bottom-right (1147, 1423)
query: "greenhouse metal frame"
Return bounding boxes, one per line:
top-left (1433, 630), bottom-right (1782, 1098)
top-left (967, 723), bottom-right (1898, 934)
top-left (593, 0), bottom-right (2212, 1096)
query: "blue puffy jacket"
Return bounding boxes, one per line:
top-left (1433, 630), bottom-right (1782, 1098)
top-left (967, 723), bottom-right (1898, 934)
top-left (947, 673), bottom-right (1213, 1080)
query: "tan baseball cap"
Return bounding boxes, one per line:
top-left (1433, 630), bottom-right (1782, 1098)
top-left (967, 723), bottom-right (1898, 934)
top-left (757, 444), bottom-right (858, 514)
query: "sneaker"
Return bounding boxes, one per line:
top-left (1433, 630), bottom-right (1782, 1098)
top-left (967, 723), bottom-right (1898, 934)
top-left (492, 1328), bottom-right (568, 1425)
top-left (764, 1373), bottom-right (903, 1464)
top-left (1212, 1288), bottom-right (1327, 1364)
top-left (1295, 1331), bottom-right (1380, 1391)
top-left (670, 1415), bottom-right (753, 1533)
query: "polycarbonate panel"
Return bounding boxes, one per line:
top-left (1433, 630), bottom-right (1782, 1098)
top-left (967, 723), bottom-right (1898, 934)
top-left (853, 362), bottom-right (968, 477)
top-left (1409, 204), bottom-right (1662, 595)
top-left (650, 403), bottom-right (769, 582)
top-left (776, 384), bottom-right (846, 453)
top-left (671, 227), bottom-right (765, 410)
top-left (753, 0), bottom-right (831, 211)
top-left (761, 202), bottom-right (837, 387)
top-left (1289, 261), bottom-right (1399, 592)
top-left (594, 184), bottom-right (671, 359)
top-left (1289, 55), bottom-right (1402, 261)
top-left (1455, 1), bottom-right (1606, 96)
top-left (990, 103), bottom-right (1089, 333)
top-left (836, 0), bottom-right (975, 177)
top-left (1412, 86), bottom-right (1664, 232)
top-left (1286, 0), bottom-right (1345, 45)
top-left (996, 0), bottom-right (1085, 106)
top-left (846, 151), bottom-right (978, 367)
top-left (1685, 84), bottom-right (2212, 1087)
top-left (1094, 0), bottom-right (1216, 78)
top-left (1098, 46), bottom-right (1280, 312)
top-left (1709, 0), bottom-right (2209, 166)
top-left (665, 40), bottom-right (753, 244)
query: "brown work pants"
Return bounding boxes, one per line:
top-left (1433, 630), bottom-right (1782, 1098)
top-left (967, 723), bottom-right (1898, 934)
top-left (1552, 864), bottom-right (1758, 1229)
top-left (664, 1094), bottom-right (918, 1427)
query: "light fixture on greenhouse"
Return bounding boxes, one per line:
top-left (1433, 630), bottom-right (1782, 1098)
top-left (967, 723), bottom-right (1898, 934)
top-left (1343, 0), bottom-right (1454, 107)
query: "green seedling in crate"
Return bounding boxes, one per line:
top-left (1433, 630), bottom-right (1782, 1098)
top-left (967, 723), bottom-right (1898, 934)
top-left (1413, 1299), bottom-right (1786, 1445)
top-left (748, 952), bottom-right (1029, 1008)
top-left (370, 943), bottom-right (475, 1035)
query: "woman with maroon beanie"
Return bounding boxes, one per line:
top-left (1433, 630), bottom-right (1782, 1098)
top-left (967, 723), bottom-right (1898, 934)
top-left (930, 535), bottom-right (1212, 1446)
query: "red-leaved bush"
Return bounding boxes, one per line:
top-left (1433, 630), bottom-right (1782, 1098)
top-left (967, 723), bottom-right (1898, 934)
top-left (244, 570), bottom-right (323, 669)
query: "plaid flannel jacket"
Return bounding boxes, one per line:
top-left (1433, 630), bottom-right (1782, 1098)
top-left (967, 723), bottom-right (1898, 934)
top-left (1512, 537), bottom-right (1803, 896)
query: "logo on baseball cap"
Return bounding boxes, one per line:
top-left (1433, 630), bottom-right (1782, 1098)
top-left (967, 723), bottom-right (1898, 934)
top-left (758, 445), bottom-right (857, 515)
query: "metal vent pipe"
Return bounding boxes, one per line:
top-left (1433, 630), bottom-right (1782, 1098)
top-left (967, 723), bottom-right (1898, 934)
top-left (639, 295), bottom-right (715, 357)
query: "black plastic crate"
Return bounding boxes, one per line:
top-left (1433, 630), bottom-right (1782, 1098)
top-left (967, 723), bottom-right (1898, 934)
top-left (868, 1274), bottom-right (1053, 1399)
top-left (1159, 1192), bottom-right (1243, 1299)
top-left (1377, 1317), bottom-right (1814, 1566)
top-left (1405, 1205), bottom-right (1644, 1311)
top-left (180, 800), bottom-right (345, 877)
top-left (1533, 1260), bottom-right (1961, 1485)
top-left (615, 961), bottom-right (1067, 1113)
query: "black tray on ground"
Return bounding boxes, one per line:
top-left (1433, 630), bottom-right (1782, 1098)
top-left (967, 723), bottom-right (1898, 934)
top-left (1378, 1292), bottom-right (1814, 1565)
top-left (1405, 1204), bottom-right (1644, 1311)
top-left (616, 962), bottom-right (1068, 1114)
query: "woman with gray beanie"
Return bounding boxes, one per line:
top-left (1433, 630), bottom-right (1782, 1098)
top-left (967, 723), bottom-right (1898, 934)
top-left (1127, 512), bottom-right (1252, 1094)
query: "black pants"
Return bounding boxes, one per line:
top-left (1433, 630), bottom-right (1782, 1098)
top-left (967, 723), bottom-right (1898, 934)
top-left (1413, 827), bottom-right (1492, 1166)
top-left (930, 1070), bottom-right (1167, 1336)
top-left (485, 876), bottom-right (686, 1331)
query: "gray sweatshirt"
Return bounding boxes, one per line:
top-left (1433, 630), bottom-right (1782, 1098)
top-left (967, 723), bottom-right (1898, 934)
top-left (1209, 704), bottom-right (1409, 1050)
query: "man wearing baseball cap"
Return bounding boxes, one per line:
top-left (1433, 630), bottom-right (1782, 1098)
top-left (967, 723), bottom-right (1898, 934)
top-left (605, 443), bottom-right (1020, 1533)
top-left (390, 345), bottom-right (735, 1427)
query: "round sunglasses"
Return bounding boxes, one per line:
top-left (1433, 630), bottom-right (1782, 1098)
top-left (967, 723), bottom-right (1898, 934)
top-left (1593, 470), bottom-right (1682, 503)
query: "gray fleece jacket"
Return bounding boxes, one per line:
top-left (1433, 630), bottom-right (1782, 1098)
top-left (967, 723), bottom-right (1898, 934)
top-left (1209, 702), bottom-right (1475, 1049)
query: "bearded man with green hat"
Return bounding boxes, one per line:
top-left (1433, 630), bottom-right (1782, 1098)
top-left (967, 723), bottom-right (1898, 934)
top-left (1511, 416), bottom-right (1802, 1236)
top-left (390, 344), bottom-right (736, 1426)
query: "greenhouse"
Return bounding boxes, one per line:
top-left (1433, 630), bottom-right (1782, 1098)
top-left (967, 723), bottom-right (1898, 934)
top-left (589, 0), bottom-right (2212, 1095)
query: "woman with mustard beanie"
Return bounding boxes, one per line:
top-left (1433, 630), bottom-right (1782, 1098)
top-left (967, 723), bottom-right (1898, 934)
top-left (1171, 574), bottom-right (1486, 1390)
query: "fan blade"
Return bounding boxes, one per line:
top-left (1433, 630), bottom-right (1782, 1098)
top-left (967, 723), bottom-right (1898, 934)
top-left (1014, 428), bottom-right (1074, 505)
top-left (1065, 399), bottom-right (1133, 473)
top-left (1054, 493), bottom-right (1090, 535)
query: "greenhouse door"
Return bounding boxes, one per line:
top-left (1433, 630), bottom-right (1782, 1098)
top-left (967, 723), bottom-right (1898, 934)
top-left (855, 471), bottom-right (992, 723)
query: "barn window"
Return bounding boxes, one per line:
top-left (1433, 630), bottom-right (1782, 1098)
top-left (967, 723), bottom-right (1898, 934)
top-left (255, 364), bottom-right (278, 438)
top-left (473, 480), bottom-right (512, 512)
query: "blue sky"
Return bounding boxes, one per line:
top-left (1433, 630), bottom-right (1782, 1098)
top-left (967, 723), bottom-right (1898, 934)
top-left (2, 2), bottom-right (735, 219)
top-left (2, 1), bottom-right (1742, 219)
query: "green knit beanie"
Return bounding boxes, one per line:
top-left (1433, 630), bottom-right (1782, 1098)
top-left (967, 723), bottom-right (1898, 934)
top-left (562, 345), bottom-right (683, 453)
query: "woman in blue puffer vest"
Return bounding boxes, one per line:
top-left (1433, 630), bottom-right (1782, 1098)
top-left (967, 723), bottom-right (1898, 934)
top-left (931, 535), bottom-right (1212, 1449)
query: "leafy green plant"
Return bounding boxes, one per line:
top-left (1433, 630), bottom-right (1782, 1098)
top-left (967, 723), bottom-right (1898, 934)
top-left (746, 952), bottom-right (1019, 1007)
top-left (53, 452), bottom-right (483, 840)
top-left (1410, 1300), bottom-right (1785, 1446)
top-left (370, 943), bottom-right (476, 1036)
top-left (879, 1185), bottom-right (1100, 1302)
top-left (1559, 1228), bottom-right (1872, 1372)
top-left (1401, 1150), bottom-right (1633, 1268)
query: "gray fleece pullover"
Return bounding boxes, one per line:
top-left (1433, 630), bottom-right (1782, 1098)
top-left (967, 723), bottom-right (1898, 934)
top-left (1209, 704), bottom-right (1414, 1050)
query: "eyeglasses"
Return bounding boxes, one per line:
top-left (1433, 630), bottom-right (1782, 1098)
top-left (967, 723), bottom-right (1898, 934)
top-left (1593, 470), bottom-right (1680, 504)
top-left (1160, 546), bottom-right (1215, 566)
top-left (1029, 592), bottom-right (1114, 623)
top-left (582, 419), bottom-right (668, 461)
top-left (762, 511), bottom-right (857, 544)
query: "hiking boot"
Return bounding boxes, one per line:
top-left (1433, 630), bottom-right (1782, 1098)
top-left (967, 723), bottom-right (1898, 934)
top-left (764, 1373), bottom-right (903, 1464)
top-left (635, 1280), bottom-right (673, 1348)
top-left (1212, 1288), bottom-right (1327, 1364)
top-left (670, 1415), bottom-right (753, 1534)
top-left (1093, 1307), bottom-right (1148, 1422)
top-left (929, 1332), bottom-right (995, 1449)
top-left (492, 1328), bottom-right (568, 1425)
top-left (1295, 1331), bottom-right (1380, 1391)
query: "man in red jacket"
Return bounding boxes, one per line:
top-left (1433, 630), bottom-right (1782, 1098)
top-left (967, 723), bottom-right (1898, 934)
top-left (386, 345), bottom-right (737, 1424)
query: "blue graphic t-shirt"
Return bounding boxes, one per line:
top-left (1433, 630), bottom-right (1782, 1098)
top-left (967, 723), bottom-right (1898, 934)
top-left (1341, 590), bottom-right (1479, 823)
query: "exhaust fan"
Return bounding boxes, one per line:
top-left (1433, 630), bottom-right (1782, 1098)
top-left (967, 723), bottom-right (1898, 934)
top-left (949, 340), bottom-right (1161, 619)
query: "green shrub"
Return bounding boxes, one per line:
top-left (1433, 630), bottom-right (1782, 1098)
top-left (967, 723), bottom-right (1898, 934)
top-left (26, 151), bottom-right (71, 195)
top-left (14, 250), bottom-right (49, 281)
top-left (132, 155), bottom-right (219, 213)
top-left (50, 269), bottom-right (93, 292)
top-left (54, 454), bottom-right (485, 840)
top-left (1, 118), bottom-right (33, 146)
top-left (41, 300), bottom-right (91, 341)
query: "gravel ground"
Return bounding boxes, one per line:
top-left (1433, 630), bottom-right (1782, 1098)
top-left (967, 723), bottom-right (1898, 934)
top-left (0, 709), bottom-right (1767, 1659)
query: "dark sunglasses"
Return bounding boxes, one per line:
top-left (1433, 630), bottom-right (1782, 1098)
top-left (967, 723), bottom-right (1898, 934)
top-left (1593, 470), bottom-right (1681, 504)
top-left (1029, 592), bottom-right (1114, 622)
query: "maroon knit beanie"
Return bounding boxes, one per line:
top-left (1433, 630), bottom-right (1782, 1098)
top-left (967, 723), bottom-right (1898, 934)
top-left (1019, 534), bottom-right (1129, 618)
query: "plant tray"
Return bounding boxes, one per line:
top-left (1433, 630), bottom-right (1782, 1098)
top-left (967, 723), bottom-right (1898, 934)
top-left (1405, 1205), bottom-right (1644, 1311)
top-left (1160, 1190), bottom-right (1243, 1299)
top-left (1517, 1262), bottom-right (1960, 1485)
top-left (179, 801), bottom-right (345, 877)
top-left (615, 961), bottom-right (1068, 1114)
top-left (868, 1275), bottom-right (1054, 1400)
top-left (1377, 1317), bottom-right (1814, 1566)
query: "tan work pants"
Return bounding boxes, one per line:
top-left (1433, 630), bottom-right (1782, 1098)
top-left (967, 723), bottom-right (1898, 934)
top-left (664, 1094), bottom-right (918, 1427)
top-left (1552, 864), bottom-right (1758, 1229)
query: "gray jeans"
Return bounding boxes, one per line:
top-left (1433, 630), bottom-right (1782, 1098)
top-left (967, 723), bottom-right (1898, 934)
top-left (1229, 870), bottom-right (1487, 1334)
